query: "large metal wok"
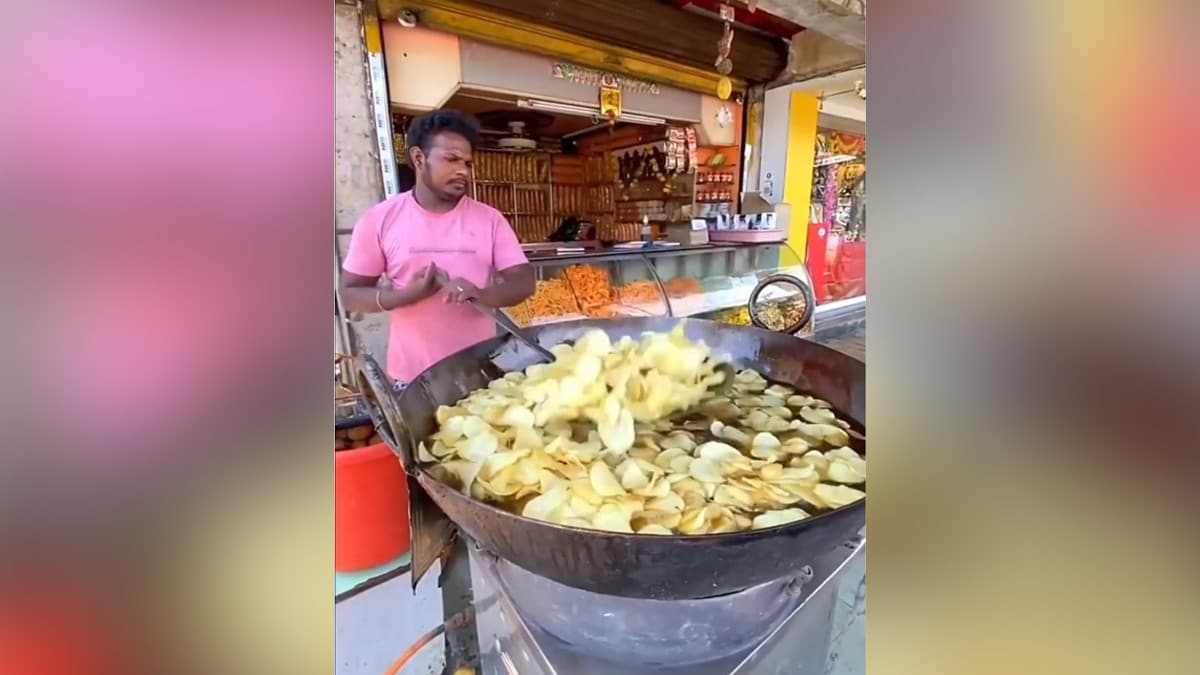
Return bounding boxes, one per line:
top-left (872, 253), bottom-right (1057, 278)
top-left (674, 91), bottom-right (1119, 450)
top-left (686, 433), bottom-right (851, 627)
top-left (358, 318), bottom-right (865, 600)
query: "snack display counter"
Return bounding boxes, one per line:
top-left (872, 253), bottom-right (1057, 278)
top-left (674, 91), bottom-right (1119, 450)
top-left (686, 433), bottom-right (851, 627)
top-left (505, 254), bottom-right (670, 326)
top-left (504, 242), bottom-right (812, 330)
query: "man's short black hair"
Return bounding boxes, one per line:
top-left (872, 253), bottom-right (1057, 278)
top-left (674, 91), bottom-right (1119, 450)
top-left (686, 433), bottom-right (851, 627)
top-left (406, 109), bottom-right (481, 154)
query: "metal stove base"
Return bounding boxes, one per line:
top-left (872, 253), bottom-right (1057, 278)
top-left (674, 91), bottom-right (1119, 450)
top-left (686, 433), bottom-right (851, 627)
top-left (442, 535), bottom-right (864, 675)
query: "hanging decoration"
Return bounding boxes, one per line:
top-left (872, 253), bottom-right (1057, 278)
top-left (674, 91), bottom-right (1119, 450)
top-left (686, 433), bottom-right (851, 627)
top-left (715, 2), bottom-right (736, 99)
top-left (599, 86), bottom-right (622, 125)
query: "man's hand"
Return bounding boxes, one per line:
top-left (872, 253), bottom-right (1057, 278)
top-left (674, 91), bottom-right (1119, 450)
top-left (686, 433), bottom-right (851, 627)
top-left (377, 263), bottom-right (443, 310)
top-left (442, 277), bottom-right (482, 304)
top-left (404, 263), bottom-right (444, 300)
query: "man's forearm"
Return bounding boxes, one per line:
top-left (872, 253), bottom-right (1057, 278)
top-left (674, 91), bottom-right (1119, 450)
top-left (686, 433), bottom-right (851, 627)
top-left (340, 284), bottom-right (425, 313)
top-left (477, 278), bottom-right (535, 308)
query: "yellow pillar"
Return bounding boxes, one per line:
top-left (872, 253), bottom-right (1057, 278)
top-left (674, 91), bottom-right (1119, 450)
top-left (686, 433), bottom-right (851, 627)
top-left (782, 92), bottom-right (819, 266)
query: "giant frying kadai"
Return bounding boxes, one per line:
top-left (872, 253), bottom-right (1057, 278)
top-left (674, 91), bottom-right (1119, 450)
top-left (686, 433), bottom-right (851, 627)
top-left (418, 326), bottom-right (865, 536)
top-left (360, 318), bottom-right (865, 600)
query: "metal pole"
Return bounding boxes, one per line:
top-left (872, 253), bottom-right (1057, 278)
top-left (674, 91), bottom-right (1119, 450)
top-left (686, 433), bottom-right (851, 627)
top-left (362, 0), bottom-right (400, 198)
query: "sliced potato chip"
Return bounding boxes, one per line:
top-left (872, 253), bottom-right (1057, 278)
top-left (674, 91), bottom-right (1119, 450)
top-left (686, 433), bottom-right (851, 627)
top-left (678, 507), bottom-right (710, 535)
top-left (569, 478), bottom-right (602, 505)
top-left (655, 447), bottom-right (689, 468)
top-left (615, 459), bottom-right (650, 491)
top-left (714, 484), bottom-right (755, 510)
top-left (441, 460), bottom-right (484, 494)
top-left (636, 524), bottom-right (674, 535)
top-left (813, 483), bottom-right (865, 508)
top-left (522, 483), bottom-right (569, 521)
top-left (764, 384), bottom-right (794, 398)
top-left (765, 406), bottom-right (793, 419)
top-left (436, 405), bottom-right (467, 425)
top-left (826, 447), bottom-right (863, 462)
top-left (787, 395), bottom-right (816, 408)
top-left (597, 408), bottom-right (635, 453)
top-left (759, 463), bottom-right (784, 481)
top-left (591, 504), bottom-right (634, 533)
top-left (480, 450), bottom-right (530, 479)
top-left (589, 461), bottom-right (627, 497)
top-left (646, 492), bottom-right (685, 513)
top-left (696, 441), bottom-right (743, 464)
top-left (749, 445), bottom-right (780, 461)
top-left (799, 407), bottom-right (837, 425)
top-left (688, 457), bottom-right (725, 484)
top-left (417, 441), bottom-right (437, 463)
top-left (827, 460), bottom-right (866, 484)
top-left (499, 405), bottom-right (536, 428)
top-left (778, 465), bottom-right (818, 482)
top-left (663, 431), bottom-right (698, 451)
top-left (751, 432), bottom-right (781, 449)
top-left (752, 508), bottom-right (809, 529)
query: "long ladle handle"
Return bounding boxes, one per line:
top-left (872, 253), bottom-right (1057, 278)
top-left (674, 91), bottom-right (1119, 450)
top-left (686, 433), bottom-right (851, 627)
top-left (464, 300), bottom-right (557, 363)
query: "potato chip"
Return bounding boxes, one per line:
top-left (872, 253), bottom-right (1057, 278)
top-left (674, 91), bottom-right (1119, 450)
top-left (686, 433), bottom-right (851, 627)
top-left (759, 463), bottom-right (784, 480)
top-left (569, 478), bottom-right (602, 505)
top-left (661, 431), bottom-right (697, 451)
top-left (688, 457), bottom-right (724, 484)
top-left (588, 461), bottom-right (627, 497)
top-left (751, 508), bottom-right (809, 529)
top-left (456, 430), bottom-right (498, 461)
top-left (787, 395), bottom-right (816, 408)
top-left (827, 459), bottom-right (866, 484)
top-left (714, 484), bottom-right (755, 510)
top-left (696, 441), bottom-right (743, 464)
top-left (799, 407), bottom-right (837, 425)
top-left (654, 447), bottom-right (689, 468)
top-left (436, 405), bottom-right (467, 425)
top-left (764, 384), bottom-right (794, 398)
top-left (636, 524), bottom-right (674, 536)
top-left (591, 504), bottom-right (634, 533)
top-left (749, 445), bottom-right (780, 461)
top-left (417, 441), bottom-right (437, 463)
top-left (499, 405), bottom-right (536, 428)
top-left (813, 483), bottom-right (865, 508)
top-left (522, 483), bottom-right (570, 521)
top-left (646, 492), bottom-right (685, 513)
top-left (441, 460), bottom-right (483, 494)
top-left (668, 455), bottom-right (694, 474)
top-left (568, 495), bottom-right (599, 518)
top-left (615, 459), bottom-right (650, 491)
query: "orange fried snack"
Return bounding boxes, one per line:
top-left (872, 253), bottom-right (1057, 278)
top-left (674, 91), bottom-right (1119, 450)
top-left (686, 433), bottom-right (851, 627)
top-left (564, 265), bottom-right (615, 313)
top-left (663, 277), bottom-right (703, 298)
top-left (527, 278), bottom-right (581, 319)
top-left (617, 280), bottom-right (664, 305)
top-left (504, 301), bottom-right (533, 327)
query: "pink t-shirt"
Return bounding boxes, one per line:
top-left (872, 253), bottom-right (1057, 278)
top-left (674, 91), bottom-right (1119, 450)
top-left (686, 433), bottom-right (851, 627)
top-left (342, 191), bottom-right (529, 382)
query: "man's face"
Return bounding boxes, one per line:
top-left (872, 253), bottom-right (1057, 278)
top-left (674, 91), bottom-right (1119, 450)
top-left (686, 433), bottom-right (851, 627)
top-left (412, 131), bottom-right (472, 200)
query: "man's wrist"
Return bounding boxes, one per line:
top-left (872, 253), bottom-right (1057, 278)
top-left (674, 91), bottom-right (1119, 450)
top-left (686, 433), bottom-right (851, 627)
top-left (379, 286), bottom-right (408, 311)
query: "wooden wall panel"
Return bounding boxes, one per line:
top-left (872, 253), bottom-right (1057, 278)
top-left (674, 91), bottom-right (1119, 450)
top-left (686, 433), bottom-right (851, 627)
top-left (422, 0), bottom-right (787, 84)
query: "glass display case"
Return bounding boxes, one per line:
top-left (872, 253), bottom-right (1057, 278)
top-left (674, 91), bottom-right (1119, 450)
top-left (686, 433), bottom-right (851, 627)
top-left (504, 254), bottom-right (669, 327)
top-left (649, 243), bottom-right (811, 321)
top-left (504, 243), bottom-right (813, 331)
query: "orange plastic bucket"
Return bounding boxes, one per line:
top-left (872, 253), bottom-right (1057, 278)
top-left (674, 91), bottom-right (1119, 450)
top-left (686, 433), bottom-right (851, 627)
top-left (335, 442), bottom-right (411, 572)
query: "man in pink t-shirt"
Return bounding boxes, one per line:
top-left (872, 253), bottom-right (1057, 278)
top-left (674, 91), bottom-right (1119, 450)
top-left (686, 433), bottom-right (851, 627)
top-left (340, 110), bottom-right (535, 384)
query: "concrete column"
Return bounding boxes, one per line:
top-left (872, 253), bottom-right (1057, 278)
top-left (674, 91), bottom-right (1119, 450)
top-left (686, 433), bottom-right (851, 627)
top-left (335, 1), bottom-right (389, 364)
top-left (759, 88), bottom-right (820, 266)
